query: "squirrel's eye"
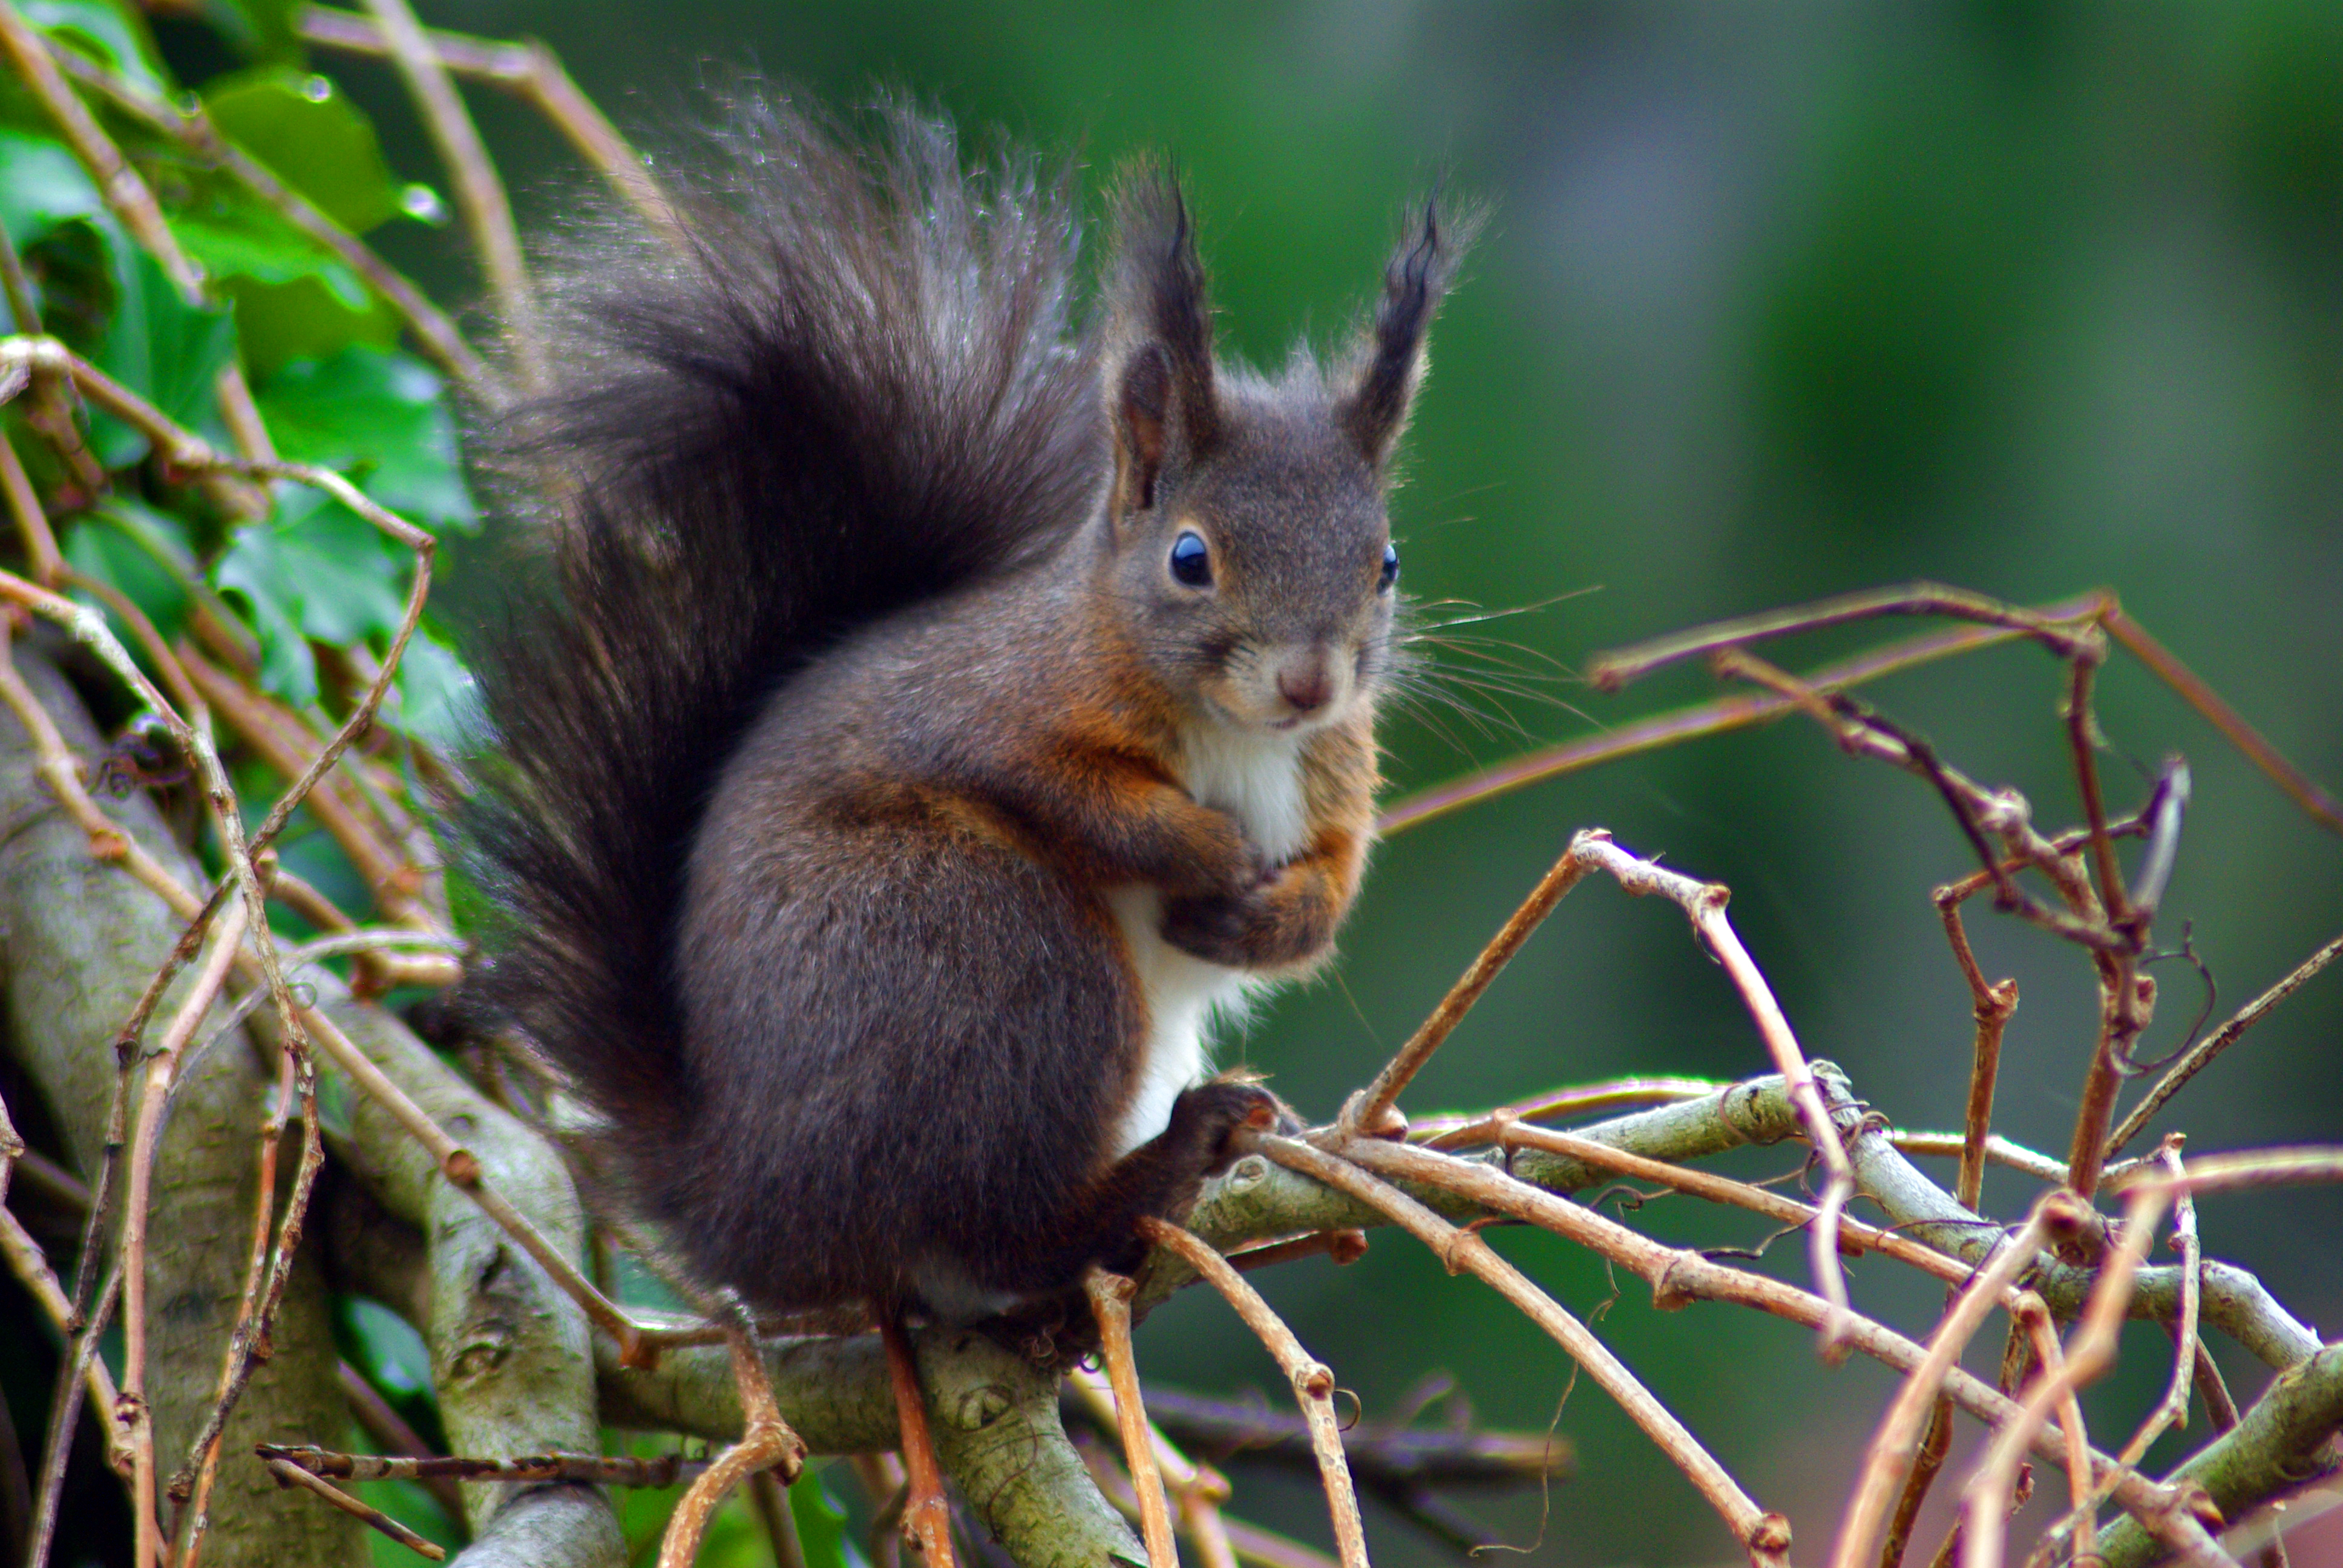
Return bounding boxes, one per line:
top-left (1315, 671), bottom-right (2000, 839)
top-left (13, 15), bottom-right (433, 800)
top-left (1378, 541), bottom-right (1400, 593)
top-left (1169, 531), bottom-right (1213, 589)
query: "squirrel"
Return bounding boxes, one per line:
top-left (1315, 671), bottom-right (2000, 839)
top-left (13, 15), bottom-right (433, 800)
top-left (462, 101), bottom-right (1469, 1325)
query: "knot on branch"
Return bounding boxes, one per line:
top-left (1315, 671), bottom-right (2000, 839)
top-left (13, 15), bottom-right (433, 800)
top-left (1651, 1253), bottom-right (1700, 1313)
top-left (1748, 1511), bottom-right (1794, 1558)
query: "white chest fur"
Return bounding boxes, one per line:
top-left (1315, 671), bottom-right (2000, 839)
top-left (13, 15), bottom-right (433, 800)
top-left (1108, 727), bottom-right (1306, 1157)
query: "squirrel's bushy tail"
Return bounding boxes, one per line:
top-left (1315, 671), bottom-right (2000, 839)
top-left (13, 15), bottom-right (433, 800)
top-left (463, 102), bottom-right (1100, 1145)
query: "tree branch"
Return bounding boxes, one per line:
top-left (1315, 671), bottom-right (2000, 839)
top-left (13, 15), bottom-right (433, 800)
top-left (0, 647), bottom-right (355, 1568)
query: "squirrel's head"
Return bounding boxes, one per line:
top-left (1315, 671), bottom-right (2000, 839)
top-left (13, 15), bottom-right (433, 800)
top-left (1097, 173), bottom-right (1473, 740)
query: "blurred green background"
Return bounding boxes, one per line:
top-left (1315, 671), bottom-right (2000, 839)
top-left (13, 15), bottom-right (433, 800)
top-left (147, 2), bottom-right (2343, 1563)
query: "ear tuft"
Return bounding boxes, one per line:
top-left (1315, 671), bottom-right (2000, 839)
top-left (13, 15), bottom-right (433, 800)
top-left (1338, 192), bottom-right (1481, 467)
top-left (1104, 165), bottom-right (1221, 512)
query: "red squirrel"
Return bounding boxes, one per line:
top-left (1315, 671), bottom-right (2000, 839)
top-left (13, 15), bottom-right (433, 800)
top-left (464, 101), bottom-right (1469, 1324)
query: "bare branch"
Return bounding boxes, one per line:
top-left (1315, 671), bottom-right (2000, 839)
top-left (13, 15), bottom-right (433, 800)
top-left (293, 5), bottom-right (679, 243)
top-left (357, 0), bottom-right (543, 384)
top-left (1565, 831), bottom-right (1858, 1354)
top-left (654, 1297), bottom-right (806, 1568)
top-left (263, 1457), bottom-right (445, 1561)
top-left (1830, 1192), bottom-right (2076, 1568)
top-left (1376, 599), bottom-right (2108, 836)
top-left (1257, 1133), bottom-right (1792, 1566)
top-left (1089, 1270), bottom-right (1182, 1568)
top-left (1139, 1220), bottom-right (1371, 1568)
top-left (1343, 837), bottom-right (1592, 1137)
top-left (2110, 930), bottom-right (2343, 1157)
top-left (2100, 604), bottom-right (2343, 836)
top-left (2094, 1343), bottom-right (2343, 1568)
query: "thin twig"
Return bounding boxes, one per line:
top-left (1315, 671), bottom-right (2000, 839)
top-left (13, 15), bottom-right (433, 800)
top-left (2024, 1144), bottom-right (2208, 1568)
top-left (1935, 890), bottom-right (2019, 1213)
top-left (263, 1455), bottom-right (445, 1561)
top-left (1138, 1220), bottom-right (1371, 1568)
top-left (0, 431), bottom-right (59, 585)
top-left (1376, 603), bottom-right (2108, 836)
top-left (1565, 830), bottom-right (1859, 1356)
top-left (1590, 583), bottom-right (2103, 691)
top-left (38, 44), bottom-right (499, 402)
top-left (1880, 1394), bottom-right (1956, 1568)
top-left (2100, 603), bottom-right (2343, 835)
top-left (1087, 1269), bottom-right (1182, 1568)
top-left (0, 572), bottom-right (349, 1517)
top-left (120, 901), bottom-right (248, 1568)
top-left (0, 215), bottom-right (37, 335)
top-left (25, 1264), bottom-right (125, 1568)
top-left (2016, 1301), bottom-right (2094, 1516)
top-left (1884, 1131), bottom-right (2155, 1189)
top-left (294, 5), bottom-right (679, 243)
top-left (1343, 838), bottom-right (1593, 1137)
top-left (2109, 930), bottom-right (2343, 1156)
top-left (0, 6), bottom-right (276, 519)
top-left (1077, 1432), bottom-right (1342, 1568)
top-left (2064, 652), bottom-right (2130, 930)
top-left (1959, 1186), bottom-right (2186, 1568)
top-left (655, 1295), bottom-right (806, 1568)
top-left (1297, 1133), bottom-right (2194, 1546)
top-left (2123, 1145), bottom-right (2201, 1466)
top-left (358, 0), bottom-right (543, 384)
top-left (1097, 1381), bottom-right (1570, 1500)
top-left (335, 1370), bottom-right (467, 1525)
top-left (179, 646), bottom-right (424, 925)
top-left (750, 1469), bottom-right (807, 1568)
top-left (1260, 1134), bottom-right (1792, 1566)
top-left (261, 1442), bottom-right (701, 1489)
top-left (0, 2), bottom-right (202, 295)
top-left (877, 1312), bottom-right (954, 1568)
top-left (1224, 1230), bottom-right (1368, 1274)
top-left (0, 341), bottom-right (441, 918)
top-left (0, 1192), bottom-right (131, 1477)
top-left (1489, 1122), bottom-right (1968, 1286)
top-left (1830, 1194), bottom-right (2074, 1568)
top-left (1065, 1368), bottom-right (1248, 1568)
top-left (173, 1044), bottom-right (298, 1563)
top-left (57, 567), bottom-right (205, 726)
top-left (1413, 1076), bottom-right (1720, 1146)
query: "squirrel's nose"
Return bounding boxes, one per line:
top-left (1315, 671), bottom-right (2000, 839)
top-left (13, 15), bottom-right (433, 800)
top-left (1276, 653), bottom-right (1334, 714)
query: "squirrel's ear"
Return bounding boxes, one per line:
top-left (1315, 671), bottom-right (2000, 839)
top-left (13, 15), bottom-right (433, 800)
top-left (1337, 194), bottom-right (1478, 468)
top-left (1106, 170), bottom-right (1219, 513)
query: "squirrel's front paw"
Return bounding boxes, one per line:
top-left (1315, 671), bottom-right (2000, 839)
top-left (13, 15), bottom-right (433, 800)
top-left (1159, 885), bottom-right (1255, 960)
top-left (1166, 1080), bottom-right (1288, 1174)
top-left (1161, 860), bottom-right (1334, 969)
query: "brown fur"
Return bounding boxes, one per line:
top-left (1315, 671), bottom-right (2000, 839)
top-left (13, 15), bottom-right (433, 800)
top-left (465, 103), bottom-right (1472, 1319)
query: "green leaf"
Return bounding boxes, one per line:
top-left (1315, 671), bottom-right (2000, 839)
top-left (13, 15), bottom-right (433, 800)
top-left (201, 68), bottom-right (399, 235)
top-left (229, 482), bottom-right (410, 644)
top-left (792, 1467), bottom-right (859, 1568)
top-left (215, 537), bottom-right (314, 707)
top-left (192, 0), bottom-right (306, 62)
top-left (0, 126), bottom-right (104, 247)
top-left (23, 0), bottom-right (172, 102)
top-left (66, 498), bottom-right (195, 644)
top-left (86, 246), bottom-right (238, 466)
top-left (221, 272), bottom-right (400, 379)
top-left (341, 1297), bottom-right (432, 1396)
top-left (172, 207), bottom-right (370, 307)
top-left (214, 482), bottom-right (411, 707)
top-left (257, 345), bottom-right (479, 532)
top-left (386, 632), bottom-right (473, 750)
